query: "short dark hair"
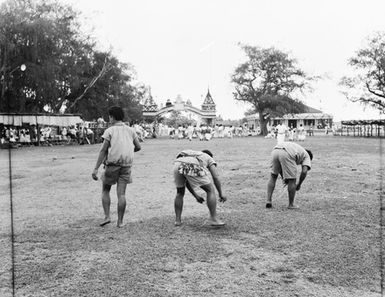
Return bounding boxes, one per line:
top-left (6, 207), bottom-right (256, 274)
top-left (202, 149), bottom-right (213, 157)
top-left (108, 106), bottom-right (124, 121)
top-left (306, 149), bottom-right (313, 160)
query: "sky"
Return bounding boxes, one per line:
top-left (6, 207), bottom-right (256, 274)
top-left (56, 1), bottom-right (385, 120)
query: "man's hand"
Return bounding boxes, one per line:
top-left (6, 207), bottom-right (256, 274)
top-left (92, 169), bottom-right (98, 181)
top-left (195, 195), bottom-right (205, 204)
top-left (219, 195), bottom-right (227, 203)
top-left (296, 184), bottom-right (301, 191)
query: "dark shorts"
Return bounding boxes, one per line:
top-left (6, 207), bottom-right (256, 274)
top-left (101, 165), bottom-right (132, 185)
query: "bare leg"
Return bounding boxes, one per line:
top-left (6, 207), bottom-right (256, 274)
top-left (174, 187), bottom-right (185, 225)
top-left (201, 184), bottom-right (224, 226)
top-left (100, 183), bottom-right (112, 226)
top-left (116, 181), bottom-right (127, 227)
top-left (287, 179), bottom-right (298, 208)
top-left (266, 174), bottom-right (278, 208)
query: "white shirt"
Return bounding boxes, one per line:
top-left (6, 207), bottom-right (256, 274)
top-left (276, 124), bottom-right (287, 134)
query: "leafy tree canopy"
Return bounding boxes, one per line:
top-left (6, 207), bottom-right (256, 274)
top-left (0, 0), bottom-right (144, 121)
top-left (231, 44), bottom-right (313, 135)
top-left (340, 32), bottom-right (385, 113)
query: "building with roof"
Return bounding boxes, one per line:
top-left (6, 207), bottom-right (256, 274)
top-left (273, 112), bottom-right (333, 129)
top-left (142, 89), bottom-right (217, 125)
top-left (245, 105), bottom-right (333, 132)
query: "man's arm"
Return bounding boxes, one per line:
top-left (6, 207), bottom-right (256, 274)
top-left (186, 181), bottom-right (205, 203)
top-left (208, 164), bottom-right (227, 202)
top-left (296, 165), bottom-right (310, 191)
top-left (133, 137), bottom-right (141, 152)
top-left (91, 140), bottom-right (109, 180)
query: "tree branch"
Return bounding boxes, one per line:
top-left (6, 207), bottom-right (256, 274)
top-left (67, 55), bottom-right (110, 111)
top-left (351, 95), bottom-right (385, 110)
top-left (366, 82), bottom-right (385, 99)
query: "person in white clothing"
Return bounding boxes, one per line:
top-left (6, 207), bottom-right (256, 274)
top-left (297, 124), bottom-right (306, 141)
top-left (276, 122), bottom-right (287, 144)
top-left (205, 126), bottom-right (212, 141)
top-left (288, 126), bottom-right (295, 141)
top-left (186, 124), bottom-right (194, 141)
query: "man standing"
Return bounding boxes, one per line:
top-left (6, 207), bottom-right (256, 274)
top-left (186, 124), bottom-right (194, 141)
top-left (276, 121), bottom-right (287, 144)
top-left (92, 106), bottom-right (141, 227)
top-left (297, 124), bottom-right (306, 141)
top-left (173, 149), bottom-right (227, 226)
top-left (266, 142), bottom-right (313, 209)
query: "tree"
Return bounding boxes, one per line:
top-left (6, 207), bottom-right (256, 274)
top-left (231, 44), bottom-right (311, 135)
top-left (65, 52), bottom-right (144, 121)
top-left (0, 0), bottom-right (144, 122)
top-left (0, 0), bottom-right (89, 112)
top-left (340, 32), bottom-right (385, 113)
top-left (162, 110), bottom-right (196, 127)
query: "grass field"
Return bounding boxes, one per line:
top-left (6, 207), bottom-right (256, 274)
top-left (0, 135), bottom-right (384, 297)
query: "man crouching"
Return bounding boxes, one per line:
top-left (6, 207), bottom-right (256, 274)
top-left (173, 149), bottom-right (227, 226)
top-left (266, 142), bottom-right (313, 209)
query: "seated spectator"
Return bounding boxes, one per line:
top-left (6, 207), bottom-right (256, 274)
top-left (86, 127), bottom-right (94, 143)
top-left (61, 127), bottom-right (68, 139)
top-left (265, 130), bottom-right (275, 139)
top-left (68, 126), bottom-right (77, 140)
top-left (19, 130), bottom-right (26, 143)
top-left (97, 117), bottom-right (106, 128)
top-left (25, 131), bottom-right (31, 143)
top-left (9, 129), bottom-right (17, 143)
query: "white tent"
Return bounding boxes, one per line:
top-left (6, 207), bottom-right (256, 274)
top-left (0, 113), bottom-right (83, 127)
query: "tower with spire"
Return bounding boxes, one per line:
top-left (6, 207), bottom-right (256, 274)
top-left (201, 88), bottom-right (216, 112)
top-left (142, 87), bottom-right (158, 112)
top-left (200, 88), bottom-right (216, 125)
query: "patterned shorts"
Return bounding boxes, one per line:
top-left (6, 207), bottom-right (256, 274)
top-left (173, 162), bottom-right (211, 189)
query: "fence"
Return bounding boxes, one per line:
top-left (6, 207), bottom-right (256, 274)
top-left (339, 120), bottom-right (385, 137)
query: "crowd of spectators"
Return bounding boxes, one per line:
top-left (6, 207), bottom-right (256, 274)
top-left (1, 119), bottom-right (260, 149)
top-left (0, 122), bottom-right (106, 148)
top-left (133, 123), bottom-right (257, 141)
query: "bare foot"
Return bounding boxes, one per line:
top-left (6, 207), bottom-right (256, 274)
top-left (100, 218), bottom-right (111, 227)
top-left (207, 219), bottom-right (225, 227)
top-left (287, 205), bottom-right (300, 209)
top-left (174, 221), bottom-right (182, 227)
top-left (117, 222), bottom-right (126, 228)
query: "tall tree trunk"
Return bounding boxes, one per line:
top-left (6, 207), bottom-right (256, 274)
top-left (0, 40), bottom-right (8, 111)
top-left (18, 95), bottom-right (26, 113)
